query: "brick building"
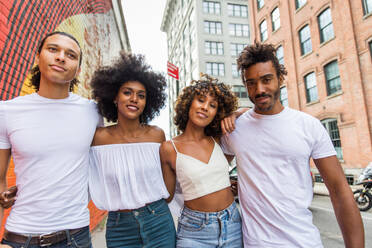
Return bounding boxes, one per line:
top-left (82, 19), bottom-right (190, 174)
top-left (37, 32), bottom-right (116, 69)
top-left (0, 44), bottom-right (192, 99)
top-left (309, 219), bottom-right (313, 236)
top-left (0, 0), bottom-right (131, 235)
top-left (247, 0), bottom-right (372, 178)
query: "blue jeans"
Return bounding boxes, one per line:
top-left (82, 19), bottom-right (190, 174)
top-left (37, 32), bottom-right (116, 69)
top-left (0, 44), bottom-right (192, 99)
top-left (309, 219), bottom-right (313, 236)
top-left (105, 199), bottom-right (176, 248)
top-left (176, 201), bottom-right (243, 248)
top-left (1, 226), bottom-right (92, 248)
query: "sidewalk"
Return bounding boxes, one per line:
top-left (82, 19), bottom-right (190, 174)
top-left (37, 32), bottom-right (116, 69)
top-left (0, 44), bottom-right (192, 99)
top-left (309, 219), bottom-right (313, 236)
top-left (91, 218), bottom-right (107, 248)
top-left (313, 182), bottom-right (362, 196)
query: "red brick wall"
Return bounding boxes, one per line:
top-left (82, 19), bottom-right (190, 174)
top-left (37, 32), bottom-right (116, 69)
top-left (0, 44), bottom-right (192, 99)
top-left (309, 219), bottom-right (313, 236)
top-left (0, 0), bottom-right (129, 236)
top-left (248, 0), bottom-right (372, 170)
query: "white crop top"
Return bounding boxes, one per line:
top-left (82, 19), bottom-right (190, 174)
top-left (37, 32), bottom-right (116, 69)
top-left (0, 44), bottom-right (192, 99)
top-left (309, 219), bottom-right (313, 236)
top-left (171, 138), bottom-right (231, 201)
top-left (89, 142), bottom-right (170, 211)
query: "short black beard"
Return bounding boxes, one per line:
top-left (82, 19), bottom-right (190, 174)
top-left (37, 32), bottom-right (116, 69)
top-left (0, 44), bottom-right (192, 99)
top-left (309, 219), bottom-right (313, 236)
top-left (250, 88), bottom-right (281, 113)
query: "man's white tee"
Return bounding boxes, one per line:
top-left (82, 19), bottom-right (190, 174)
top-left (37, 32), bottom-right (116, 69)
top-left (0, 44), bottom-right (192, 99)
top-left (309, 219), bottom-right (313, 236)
top-left (221, 107), bottom-right (336, 248)
top-left (0, 93), bottom-right (101, 234)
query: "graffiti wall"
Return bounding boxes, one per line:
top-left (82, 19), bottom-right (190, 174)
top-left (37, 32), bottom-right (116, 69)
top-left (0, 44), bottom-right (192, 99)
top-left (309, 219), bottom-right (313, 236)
top-left (0, 0), bottom-right (131, 235)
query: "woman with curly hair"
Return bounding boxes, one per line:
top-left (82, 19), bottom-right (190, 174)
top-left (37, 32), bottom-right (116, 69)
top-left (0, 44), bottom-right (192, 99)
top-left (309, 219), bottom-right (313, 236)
top-left (160, 75), bottom-right (243, 248)
top-left (89, 52), bottom-right (175, 248)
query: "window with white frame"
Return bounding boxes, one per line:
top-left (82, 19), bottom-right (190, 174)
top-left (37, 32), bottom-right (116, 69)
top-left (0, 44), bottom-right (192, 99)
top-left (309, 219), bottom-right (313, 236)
top-left (228, 4), bottom-right (248, 17)
top-left (203, 1), bottom-right (221, 15)
top-left (321, 119), bottom-right (343, 160)
top-left (232, 64), bottom-right (240, 78)
top-left (276, 45), bottom-right (284, 65)
top-left (204, 21), bottom-right (222, 34)
top-left (231, 43), bottom-right (246, 56)
top-left (324, 60), bottom-right (341, 95)
top-left (304, 72), bottom-right (318, 103)
top-left (257, 0), bottom-right (264, 10)
top-left (363, 0), bottom-right (372, 15)
top-left (206, 62), bottom-right (225, 76)
top-left (229, 23), bottom-right (249, 37)
top-left (280, 86), bottom-right (288, 107)
top-left (318, 8), bottom-right (334, 43)
top-left (271, 7), bottom-right (280, 31)
top-left (295, 0), bottom-right (306, 9)
top-left (299, 25), bottom-right (312, 55)
top-left (233, 85), bottom-right (248, 98)
top-left (260, 20), bottom-right (268, 41)
top-left (205, 41), bottom-right (224, 55)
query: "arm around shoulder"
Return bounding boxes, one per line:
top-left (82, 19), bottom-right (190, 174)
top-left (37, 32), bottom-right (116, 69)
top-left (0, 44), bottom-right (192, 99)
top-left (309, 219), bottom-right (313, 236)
top-left (159, 141), bottom-right (176, 203)
top-left (314, 156), bottom-right (364, 248)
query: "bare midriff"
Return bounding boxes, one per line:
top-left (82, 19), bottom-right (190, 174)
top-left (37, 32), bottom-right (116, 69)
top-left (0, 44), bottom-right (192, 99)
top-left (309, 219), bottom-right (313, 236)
top-left (184, 187), bottom-right (234, 212)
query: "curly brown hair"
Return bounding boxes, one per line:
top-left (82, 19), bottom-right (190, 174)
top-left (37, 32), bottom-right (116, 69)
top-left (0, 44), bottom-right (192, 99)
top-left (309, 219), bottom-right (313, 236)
top-left (174, 75), bottom-right (238, 137)
top-left (237, 42), bottom-right (287, 82)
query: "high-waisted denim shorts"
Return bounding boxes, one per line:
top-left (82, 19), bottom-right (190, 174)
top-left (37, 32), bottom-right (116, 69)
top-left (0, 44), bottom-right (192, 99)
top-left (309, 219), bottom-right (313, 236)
top-left (176, 201), bottom-right (243, 248)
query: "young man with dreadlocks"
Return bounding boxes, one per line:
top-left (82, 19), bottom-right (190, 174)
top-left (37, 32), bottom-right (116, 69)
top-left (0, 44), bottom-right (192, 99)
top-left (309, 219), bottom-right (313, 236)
top-left (220, 43), bottom-right (364, 248)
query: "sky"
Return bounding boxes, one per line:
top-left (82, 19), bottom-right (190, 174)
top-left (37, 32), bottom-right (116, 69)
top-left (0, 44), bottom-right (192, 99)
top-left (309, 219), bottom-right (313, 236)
top-left (121, 0), bottom-right (170, 137)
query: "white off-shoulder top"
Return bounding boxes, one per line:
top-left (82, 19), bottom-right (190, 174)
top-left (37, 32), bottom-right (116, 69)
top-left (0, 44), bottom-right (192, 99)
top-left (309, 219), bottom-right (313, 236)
top-left (89, 142), bottom-right (170, 211)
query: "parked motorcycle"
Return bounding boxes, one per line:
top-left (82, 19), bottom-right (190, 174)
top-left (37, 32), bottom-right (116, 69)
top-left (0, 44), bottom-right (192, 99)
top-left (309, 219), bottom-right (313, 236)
top-left (353, 163), bottom-right (372, 211)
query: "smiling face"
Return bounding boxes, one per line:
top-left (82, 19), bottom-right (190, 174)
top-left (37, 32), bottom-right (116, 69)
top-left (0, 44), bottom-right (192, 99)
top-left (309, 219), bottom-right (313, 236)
top-left (36, 34), bottom-right (81, 86)
top-left (188, 92), bottom-right (218, 128)
top-left (115, 81), bottom-right (146, 121)
top-left (243, 61), bottom-right (283, 115)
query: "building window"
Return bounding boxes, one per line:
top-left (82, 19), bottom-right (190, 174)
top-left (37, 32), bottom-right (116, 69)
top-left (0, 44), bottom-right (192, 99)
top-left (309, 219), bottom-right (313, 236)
top-left (228, 4), bottom-right (248, 17)
top-left (205, 41), bottom-right (224, 55)
top-left (318, 8), bottom-right (334, 43)
top-left (203, 1), bottom-right (221, 15)
top-left (231, 43), bottom-right (246, 56)
top-left (324, 60), bottom-right (341, 95)
top-left (295, 0), bottom-right (307, 9)
top-left (276, 45), bottom-right (284, 65)
top-left (304, 72), bottom-right (318, 103)
top-left (204, 21), bottom-right (222, 34)
top-left (206, 62), bottom-right (225, 76)
top-left (229, 23), bottom-right (249, 37)
top-left (233, 85), bottom-right (248, 98)
top-left (260, 20), bottom-right (268, 41)
top-left (257, 0), bottom-right (264, 10)
top-left (369, 40), bottom-right (372, 58)
top-left (299, 25), bottom-right (312, 55)
top-left (321, 119), bottom-right (343, 160)
top-left (363, 0), bottom-right (372, 15)
top-left (271, 7), bottom-right (280, 31)
top-left (280, 86), bottom-right (288, 107)
top-left (232, 64), bottom-right (240, 78)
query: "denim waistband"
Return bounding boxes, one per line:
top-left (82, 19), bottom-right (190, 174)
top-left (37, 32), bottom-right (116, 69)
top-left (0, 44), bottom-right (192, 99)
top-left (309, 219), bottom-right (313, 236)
top-left (110, 198), bottom-right (165, 216)
top-left (181, 201), bottom-right (237, 221)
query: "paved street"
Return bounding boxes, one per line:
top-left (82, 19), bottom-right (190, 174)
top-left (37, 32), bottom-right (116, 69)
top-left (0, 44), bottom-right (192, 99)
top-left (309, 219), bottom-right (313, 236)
top-left (311, 194), bottom-right (372, 247)
top-left (92, 194), bottom-right (372, 247)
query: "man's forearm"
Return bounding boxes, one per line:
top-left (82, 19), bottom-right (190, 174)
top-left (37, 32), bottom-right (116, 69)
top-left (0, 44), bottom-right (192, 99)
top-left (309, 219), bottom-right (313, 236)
top-left (329, 186), bottom-right (364, 248)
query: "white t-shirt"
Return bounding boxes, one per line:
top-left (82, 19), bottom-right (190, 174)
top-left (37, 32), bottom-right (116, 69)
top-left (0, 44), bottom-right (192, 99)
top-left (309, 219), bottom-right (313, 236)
top-left (221, 107), bottom-right (336, 248)
top-left (0, 93), bottom-right (101, 234)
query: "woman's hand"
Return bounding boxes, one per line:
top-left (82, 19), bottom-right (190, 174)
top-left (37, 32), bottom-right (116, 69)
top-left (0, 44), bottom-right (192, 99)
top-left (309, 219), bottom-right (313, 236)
top-left (221, 108), bottom-right (249, 135)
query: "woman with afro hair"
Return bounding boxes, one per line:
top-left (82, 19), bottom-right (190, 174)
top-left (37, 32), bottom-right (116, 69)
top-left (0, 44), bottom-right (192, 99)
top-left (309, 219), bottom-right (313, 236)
top-left (160, 74), bottom-right (243, 247)
top-left (88, 52), bottom-right (175, 247)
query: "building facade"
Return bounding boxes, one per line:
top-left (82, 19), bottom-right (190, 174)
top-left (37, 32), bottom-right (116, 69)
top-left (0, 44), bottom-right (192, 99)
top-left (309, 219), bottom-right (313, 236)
top-left (248, 0), bottom-right (372, 176)
top-left (161, 0), bottom-right (253, 137)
